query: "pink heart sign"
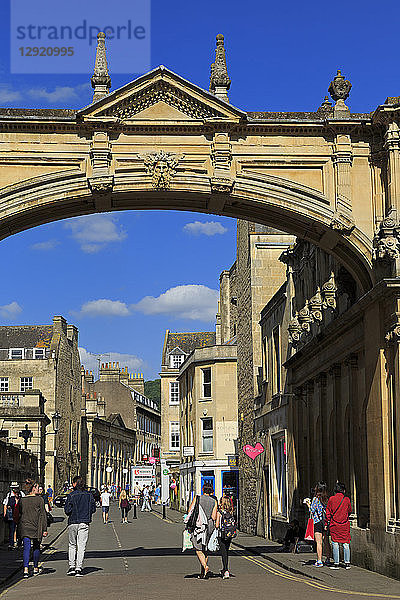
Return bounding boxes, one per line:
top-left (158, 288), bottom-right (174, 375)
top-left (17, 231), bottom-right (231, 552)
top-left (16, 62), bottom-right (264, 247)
top-left (243, 443), bottom-right (265, 460)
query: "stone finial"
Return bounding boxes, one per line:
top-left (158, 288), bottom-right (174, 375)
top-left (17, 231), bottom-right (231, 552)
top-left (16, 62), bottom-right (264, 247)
top-left (209, 34), bottom-right (231, 103)
top-left (316, 95), bottom-right (333, 115)
top-left (91, 32), bottom-right (111, 103)
top-left (328, 70), bottom-right (352, 118)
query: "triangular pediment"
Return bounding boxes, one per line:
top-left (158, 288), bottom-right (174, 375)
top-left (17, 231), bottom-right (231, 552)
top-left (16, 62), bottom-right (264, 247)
top-left (77, 66), bottom-right (246, 124)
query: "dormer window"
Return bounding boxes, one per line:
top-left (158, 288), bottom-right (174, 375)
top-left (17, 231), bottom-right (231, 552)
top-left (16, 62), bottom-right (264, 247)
top-left (170, 354), bottom-right (184, 369)
top-left (33, 348), bottom-right (45, 359)
top-left (9, 348), bottom-right (24, 360)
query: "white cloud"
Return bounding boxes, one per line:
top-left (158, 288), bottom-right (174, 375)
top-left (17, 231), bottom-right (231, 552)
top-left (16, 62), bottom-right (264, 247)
top-left (30, 239), bottom-right (59, 251)
top-left (76, 299), bottom-right (130, 318)
top-left (0, 86), bottom-right (22, 103)
top-left (183, 221), bottom-right (228, 236)
top-left (28, 83), bottom-right (90, 104)
top-left (132, 284), bottom-right (218, 321)
top-left (64, 213), bottom-right (127, 253)
top-left (0, 302), bottom-right (22, 320)
top-left (79, 347), bottom-right (144, 373)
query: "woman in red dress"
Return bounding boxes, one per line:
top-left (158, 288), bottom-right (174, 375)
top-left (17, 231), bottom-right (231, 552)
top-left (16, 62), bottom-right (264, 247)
top-left (326, 482), bottom-right (352, 569)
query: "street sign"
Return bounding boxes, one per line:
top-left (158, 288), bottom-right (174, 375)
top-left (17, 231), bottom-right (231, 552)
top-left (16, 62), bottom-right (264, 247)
top-left (160, 460), bottom-right (169, 505)
top-left (183, 446), bottom-right (194, 457)
top-left (106, 466), bottom-right (113, 473)
top-left (227, 455), bottom-right (238, 467)
top-left (122, 468), bottom-right (129, 474)
top-left (131, 466), bottom-right (156, 488)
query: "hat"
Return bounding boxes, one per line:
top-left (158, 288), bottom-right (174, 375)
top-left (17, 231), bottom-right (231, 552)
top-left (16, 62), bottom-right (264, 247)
top-left (10, 481), bottom-right (19, 488)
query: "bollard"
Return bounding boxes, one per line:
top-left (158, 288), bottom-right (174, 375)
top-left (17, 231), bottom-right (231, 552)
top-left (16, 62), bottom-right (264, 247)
top-left (133, 502), bottom-right (137, 519)
top-left (162, 503), bottom-right (166, 520)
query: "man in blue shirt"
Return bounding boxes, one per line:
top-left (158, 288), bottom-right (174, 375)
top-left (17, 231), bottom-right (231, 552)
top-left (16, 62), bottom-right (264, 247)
top-left (64, 476), bottom-right (96, 577)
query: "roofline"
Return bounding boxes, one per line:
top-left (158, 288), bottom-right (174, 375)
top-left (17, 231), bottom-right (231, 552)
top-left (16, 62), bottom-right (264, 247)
top-left (77, 65), bottom-right (248, 118)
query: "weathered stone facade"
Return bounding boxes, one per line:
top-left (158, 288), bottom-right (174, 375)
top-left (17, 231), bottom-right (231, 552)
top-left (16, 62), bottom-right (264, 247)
top-left (178, 344), bottom-right (238, 509)
top-left (236, 222), bottom-right (294, 532)
top-left (0, 316), bottom-right (81, 491)
top-left (82, 363), bottom-right (160, 464)
top-left (80, 390), bottom-right (136, 490)
top-left (160, 330), bottom-right (216, 473)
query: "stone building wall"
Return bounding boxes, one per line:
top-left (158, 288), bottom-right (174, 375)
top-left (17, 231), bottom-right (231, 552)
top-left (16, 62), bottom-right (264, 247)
top-left (236, 220), bottom-right (294, 533)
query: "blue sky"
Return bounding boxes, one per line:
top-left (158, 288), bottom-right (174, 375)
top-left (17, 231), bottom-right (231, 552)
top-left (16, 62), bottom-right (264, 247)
top-left (0, 0), bottom-right (399, 379)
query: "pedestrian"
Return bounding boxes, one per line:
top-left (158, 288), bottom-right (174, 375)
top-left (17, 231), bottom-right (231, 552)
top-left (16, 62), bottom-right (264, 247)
top-left (100, 486), bottom-right (111, 524)
top-left (46, 485), bottom-right (53, 508)
top-left (19, 479), bottom-right (48, 578)
top-left (64, 475), bottom-right (96, 577)
top-left (141, 486), bottom-right (151, 512)
top-left (216, 495), bottom-right (237, 579)
top-left (119, 489), bottom-right (130, 523)
top-left (154, 484), bottom-right (161, 504)
top-left (187, 482), bottom-right (217, 579)
top-left (326, 482), bottom-right (352, 570)
top-left (3, 483), bottom-right (23, 550)
top-left (310, 481), bottom-right (330, 567)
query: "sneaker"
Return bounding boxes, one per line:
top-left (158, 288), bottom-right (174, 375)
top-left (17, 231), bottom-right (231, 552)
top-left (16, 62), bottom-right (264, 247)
top-left (344, 563), bottom-right (351, 570)
top-left (222, 571), bottom-right (230, 579)
top-left (314, 561), bottom-right (323, 567)
top-left (329, 564), bottom-right (340, 570)
top-left (75, 569), bottom-right (83, 577)
top-left (67, 567), bottom-right (76, 576)
top-left (33, 568), bottom-right (43, 576)
top-left (23, 572), bottom-right (30, 579)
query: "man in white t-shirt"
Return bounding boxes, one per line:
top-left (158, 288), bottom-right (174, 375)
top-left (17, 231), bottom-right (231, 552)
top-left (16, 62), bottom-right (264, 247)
top-left (100, 487), bottom-right (111, 524)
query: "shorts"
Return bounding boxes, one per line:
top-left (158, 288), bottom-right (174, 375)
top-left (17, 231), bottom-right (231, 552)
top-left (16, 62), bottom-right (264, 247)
top-left (102, 506), bottom-right (109, 513)
top-left (314, 520), bottom-right (324, 534)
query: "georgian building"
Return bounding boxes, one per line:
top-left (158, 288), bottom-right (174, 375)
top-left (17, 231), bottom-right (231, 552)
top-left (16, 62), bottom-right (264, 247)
top-left (178, 343), bottom-right (238, 510)
top-left (160, 331), bottom-right (215, 472)
top-left (0, 316), bottom-right (81, 491)
top-left (80, 390), bottom-right (136, 490)
top-left (81, 363), bottom-right (161, 465)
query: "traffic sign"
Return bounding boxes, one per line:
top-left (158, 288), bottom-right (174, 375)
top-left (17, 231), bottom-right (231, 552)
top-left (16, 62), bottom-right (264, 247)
top-left (163, 468), bottom-right (170, 476)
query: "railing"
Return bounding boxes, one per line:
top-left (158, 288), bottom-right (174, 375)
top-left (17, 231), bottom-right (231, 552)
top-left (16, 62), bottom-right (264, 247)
top-left (0, 394), bottom-right (21, 407)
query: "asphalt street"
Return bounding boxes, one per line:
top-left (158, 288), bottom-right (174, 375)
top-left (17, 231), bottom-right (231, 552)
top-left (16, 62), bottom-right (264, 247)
top-left (1, 504), bottom-right (400, 600)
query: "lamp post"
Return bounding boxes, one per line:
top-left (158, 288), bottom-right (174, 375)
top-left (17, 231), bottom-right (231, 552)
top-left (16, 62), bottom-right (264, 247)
top-left (52, 411), bottom-right (61, 433)
top-left (19, 424), bottom-right (33, 450)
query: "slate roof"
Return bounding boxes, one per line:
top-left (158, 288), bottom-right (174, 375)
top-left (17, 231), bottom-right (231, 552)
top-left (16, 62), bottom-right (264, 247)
top-left (0, 325), bottom-right (53, 349)
top-left (166, 332), bottom-right (216, 356)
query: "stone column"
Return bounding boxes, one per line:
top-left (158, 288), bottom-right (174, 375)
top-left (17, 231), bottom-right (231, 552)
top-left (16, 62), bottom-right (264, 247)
top-left (316, 373), bottom-right (327, 481)
top-left (333, 134), bottom-right (353, 215)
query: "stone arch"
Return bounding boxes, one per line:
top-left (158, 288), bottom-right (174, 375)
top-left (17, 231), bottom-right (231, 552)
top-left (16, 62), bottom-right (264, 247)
top-left (0, 167), bottom-right (374, 293)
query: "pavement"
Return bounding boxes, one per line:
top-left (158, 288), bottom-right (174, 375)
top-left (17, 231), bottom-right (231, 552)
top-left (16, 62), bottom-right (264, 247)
top-left (0, 503), bottom-right (399, 600)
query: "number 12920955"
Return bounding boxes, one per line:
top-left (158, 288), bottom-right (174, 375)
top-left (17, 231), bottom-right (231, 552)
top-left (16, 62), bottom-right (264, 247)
top-left (19, 47), bottom-right (74, 56)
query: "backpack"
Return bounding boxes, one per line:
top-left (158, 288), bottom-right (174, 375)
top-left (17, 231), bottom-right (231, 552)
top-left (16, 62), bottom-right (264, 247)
top-left (219, 510), bottom-right (237, 539)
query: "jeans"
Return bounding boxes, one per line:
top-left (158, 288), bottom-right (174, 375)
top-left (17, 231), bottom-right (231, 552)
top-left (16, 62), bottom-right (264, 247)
top-left (23, 537), bottom-right (40, 568)
top-left (8, 521), bottom-right (16, 547)
top-left (121, 507), bottom-right (128, 519)
top-left (219, 537), bottom-right (231, 573)
top-left (68, 523), bottom-right (90, 570)
top-left (332, 541), bottom-right (350, 564)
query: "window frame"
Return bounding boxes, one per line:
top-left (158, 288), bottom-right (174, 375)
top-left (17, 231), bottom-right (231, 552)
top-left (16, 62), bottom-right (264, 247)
top-left (170, 354), bottom-right (184, 369)
top-left (169, 421), bottom-right (180, 451)
top-left (20, 377), bottom-right (33, 392)
top-left (201, 367), bottom-right (212, 399)
top-left (9, 348), bottom-right (24, 360)
top-left (0, 377), bottom-right (9, 392)
top-left (169, 381), bottom-right (180, 405)
top-left (201, 417), bottom-right (213, 453)
top-left (33, 348), bottom-right (45, 359)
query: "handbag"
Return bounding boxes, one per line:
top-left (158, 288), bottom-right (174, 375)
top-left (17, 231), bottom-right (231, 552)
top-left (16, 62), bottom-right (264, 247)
top-left (304, 517), bottom-right (314, 541)
top-left (186, 495), bottom-right (199, 533)
top-left (46, 511), bottom-right (54, 526)
top-left (6, 507), bottom-right (13, 521)
top-left (126, 502), bottom-right (132, 512)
